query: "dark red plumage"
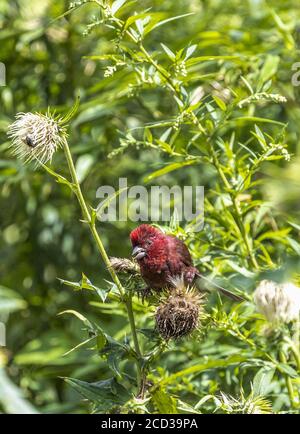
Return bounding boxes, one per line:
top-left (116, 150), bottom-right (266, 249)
top-left (130, 224), bottom-right (199, 291)
top-left (130, 224), bottom-right (243, 301)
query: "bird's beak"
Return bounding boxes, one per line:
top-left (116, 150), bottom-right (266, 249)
top-left (132, 246), bottom-right (146, 260)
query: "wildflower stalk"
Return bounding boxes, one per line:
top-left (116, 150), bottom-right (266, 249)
top-left (61, 137), bottom-right (142, 388)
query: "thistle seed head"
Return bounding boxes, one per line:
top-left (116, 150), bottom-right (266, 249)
top-left (7, 112), bottom-right (66, 165)
top-left (109, 257), bottom-right (140, 275)
top-left (155, 278), bottom-right (204, 340)
top-left (254, 279), bottom-right (300, 324)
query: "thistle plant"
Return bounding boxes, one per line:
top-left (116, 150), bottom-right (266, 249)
top-left (3, 0), bottom-right (300, 415)
top-left (7, 112), bottom-right (66, 165)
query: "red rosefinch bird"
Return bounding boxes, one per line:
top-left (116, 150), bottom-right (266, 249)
top-left (130, 224), bottom-right (242, 301)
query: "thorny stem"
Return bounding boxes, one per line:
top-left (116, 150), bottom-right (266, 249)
top-left (61, 137), bottom-right (143, 390)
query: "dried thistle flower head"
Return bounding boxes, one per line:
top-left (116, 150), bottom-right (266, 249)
top-left (7, 111), bottom-right (66, 165)
top-left (109, 257), bottom-right (140, 275)
top-left (254, 279), bottom-right (300, 324)
top-left (155, 276), bottom-right (204, 340)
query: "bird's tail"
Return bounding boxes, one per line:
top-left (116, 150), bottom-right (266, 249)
top-left (195, 274), bottom-right (244, 302)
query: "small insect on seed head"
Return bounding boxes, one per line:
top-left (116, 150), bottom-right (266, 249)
top-left (24, 135), bottom-right (37, 148)
top-left (7, 112), bottom-right (67, 166)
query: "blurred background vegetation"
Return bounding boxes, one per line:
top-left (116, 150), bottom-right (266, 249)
top-left (1, 0), bottom-right (300, 413)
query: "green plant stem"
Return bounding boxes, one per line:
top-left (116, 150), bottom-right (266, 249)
top-left (125, 293), bottom-right (142, 387)
top-left (286, 331), bottom-right (300, 372)
top-left (294, 318), bottom-right (300, 355)
top-left (232, 198), bottom-right (259, 271)
top-left (279, 349), bottom-right (298, 409)
top-left (290, 344), bottom-right (300, 372)
top-left (61, 137), bottom-right (142, 388)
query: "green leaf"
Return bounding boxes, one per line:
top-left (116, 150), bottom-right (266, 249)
top-left (42, 164), bottom-right (75, 191)
top-left (162, 355), bottom-right (250, 385)
top-left (277, 363), bottom-right (298, 378)
top-left (144, 160), bottom-right (197, 182)
top-left (58, 310), bottom-right (95, 331)
top-left (111, 0), bottom-right (127, 15)
top-left (59, 274), bottom-right (109, 302)
top-left (227, 261), bottom-right (256, 278)
top-left (287, 237), bottom-right (300, 256)
top-left (252, 367), bottom-right (275, 397)
top-left (149, 13), bottom-right (194, 33)
top-left (185, 44), bottom-right (197, 60)
top-left (253, 124), bottom-right (267, 149)
top-left (186, 55), bottom-right (239, 67)
top-left (213, 95), bottom-right (227, 111)
top-left (135, 18), bottom-right (145, 36)
top-left (161, 43), bottom-right (176, 61)
top-left (257, 55), bottom-right (280, 92)
top-left (125, 13), bottom-right (161, 30)
top-left (151, 386), bottom-right (178, 414)
top-left (65, 377), bottom-right (131, 410)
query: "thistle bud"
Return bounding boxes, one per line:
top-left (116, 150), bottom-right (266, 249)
top-left (155, 277), bottom-right (204, 340)
top-left (7, 112), bottom-right (66, 165)
top-left (254, 280), bottom-right (300, 324)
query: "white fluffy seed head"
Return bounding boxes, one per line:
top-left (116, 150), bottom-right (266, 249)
top-left (254, 279), bottom-right (300, 324)
top-left (7, 112), bottom-right (66, 165)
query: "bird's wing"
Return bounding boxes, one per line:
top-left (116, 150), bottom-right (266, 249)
top-left (166, 235), bottom-right (193, 273)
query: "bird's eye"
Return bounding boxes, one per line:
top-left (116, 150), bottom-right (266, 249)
top-left (146, 240), bottom-right (152, 247)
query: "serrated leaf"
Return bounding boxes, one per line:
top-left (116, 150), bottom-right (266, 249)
top-left (59, 274), bottom-right (109, 302)
top-left (64, 377), bottom-right (131, 410)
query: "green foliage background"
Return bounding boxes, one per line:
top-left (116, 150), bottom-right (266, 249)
top-left (1, 0), bottom-right (300, 414)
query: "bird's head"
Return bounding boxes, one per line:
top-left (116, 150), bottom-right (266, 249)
top-left (130, 224), bottom-right (164, 261)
